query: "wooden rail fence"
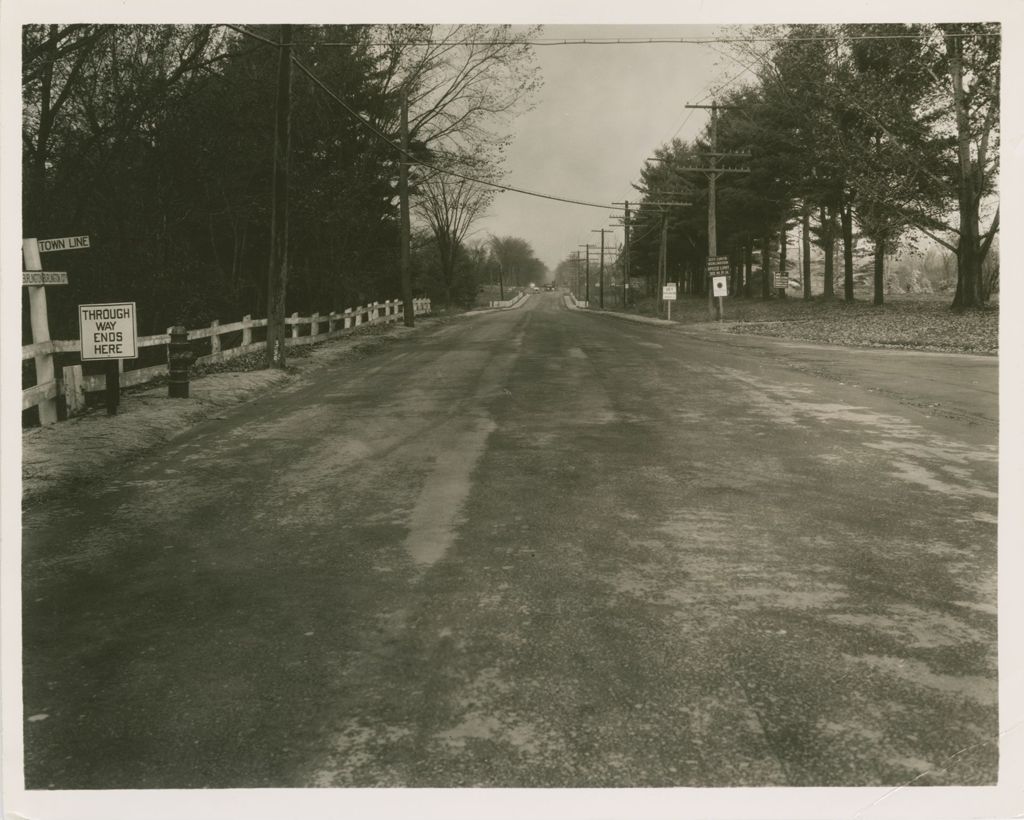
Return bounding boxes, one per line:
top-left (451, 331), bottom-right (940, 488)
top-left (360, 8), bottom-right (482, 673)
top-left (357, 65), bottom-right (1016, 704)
top-left (22, 298), bottom-right (431, 420)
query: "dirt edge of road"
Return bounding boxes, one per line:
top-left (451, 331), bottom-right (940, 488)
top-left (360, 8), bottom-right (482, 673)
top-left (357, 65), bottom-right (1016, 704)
top-left (20, 319), bottom-right (437, 508)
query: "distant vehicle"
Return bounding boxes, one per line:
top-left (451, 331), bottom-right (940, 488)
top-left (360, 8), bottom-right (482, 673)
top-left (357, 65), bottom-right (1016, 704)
top-left (530, 284), bottom-right (540, 293)
top-left (544, 284), bottom-right (554, 291)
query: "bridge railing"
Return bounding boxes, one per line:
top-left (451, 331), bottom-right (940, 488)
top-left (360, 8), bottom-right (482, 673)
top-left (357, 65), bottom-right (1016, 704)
top-left (22, 298), bottom-right (431, 420)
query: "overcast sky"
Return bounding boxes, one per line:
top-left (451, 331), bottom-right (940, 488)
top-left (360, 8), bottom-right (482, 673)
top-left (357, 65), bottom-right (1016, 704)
top-left (473, 24), bottom-right (740, 272)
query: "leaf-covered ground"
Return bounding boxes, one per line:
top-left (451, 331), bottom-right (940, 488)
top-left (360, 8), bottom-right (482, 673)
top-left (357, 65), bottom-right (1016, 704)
top-left (622, 294), bottom-right (998, 355)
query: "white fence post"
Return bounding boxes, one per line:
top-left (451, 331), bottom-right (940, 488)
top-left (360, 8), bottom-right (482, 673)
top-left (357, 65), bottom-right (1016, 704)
top-left (355, 306), bottom-right (363, 327)
top-left (311, 311), bottom-right (320, 338)
top-left (210, 319), bottom-right (221, 354)
top-left (242, 314), bottom-right (252, 346)
top-left (291, 311), bottom-right (300, 339)
top-left (344, 308), bottom-right (353, 329)
top-left (328, 311), bottom-right (337, 333)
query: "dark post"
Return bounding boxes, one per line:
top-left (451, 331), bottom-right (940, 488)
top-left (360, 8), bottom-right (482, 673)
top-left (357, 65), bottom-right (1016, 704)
top-left (105, 360), bottom-right (120, 415)
top-left (399, 85), bottom-right (414, 327)
top-left (168, 325), bottom-right (192, 398)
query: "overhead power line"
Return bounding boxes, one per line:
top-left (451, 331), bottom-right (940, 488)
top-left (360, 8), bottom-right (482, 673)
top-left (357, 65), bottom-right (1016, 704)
top-left (226, 24), bottom-right (622, 212)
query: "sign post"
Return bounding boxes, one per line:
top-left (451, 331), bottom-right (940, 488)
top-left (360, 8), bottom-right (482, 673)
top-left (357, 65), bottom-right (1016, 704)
top-left (662, 282), bottom-right (677, 321)
top-left (79, 302), bottom-right (138, 415)
top-left (23, 235), bottom-right (89, 424)
top-left (707, 256), bottom-right (730, 320)
top-left (23, 239), bottom-right (68, 425)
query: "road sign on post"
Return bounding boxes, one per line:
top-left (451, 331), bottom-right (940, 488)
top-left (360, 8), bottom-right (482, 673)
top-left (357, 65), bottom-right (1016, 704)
top-left (22, 271), bottom-right (68, 286)
top-left (707, 256), bottom-right (730, 320)
top-left (79, 302), bottom-right (138, 415)
top-left (662, 283), bottom-right (677, 321)
top-left (23, 234), bottom-right (90, 424)
top-left (37, 235), bottom-right (90, 253)
top-left (79, 303), bottom-right (139, 360)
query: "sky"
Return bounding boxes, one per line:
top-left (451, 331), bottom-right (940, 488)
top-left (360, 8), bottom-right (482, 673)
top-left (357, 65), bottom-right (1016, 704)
top-left (473, 25), bottom-right (740, 271)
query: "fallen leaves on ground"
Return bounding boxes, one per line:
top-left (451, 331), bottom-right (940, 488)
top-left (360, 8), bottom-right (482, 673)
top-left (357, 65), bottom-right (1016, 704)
top-left (625, 295), bottom-right (998, 355)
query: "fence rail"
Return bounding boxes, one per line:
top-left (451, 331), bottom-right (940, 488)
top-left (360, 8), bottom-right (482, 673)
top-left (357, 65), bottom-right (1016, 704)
top-left (22, 298), bottom-right (431, 418)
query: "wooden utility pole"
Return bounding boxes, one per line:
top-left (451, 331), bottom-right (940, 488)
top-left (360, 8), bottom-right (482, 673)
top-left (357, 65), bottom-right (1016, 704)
top-left (623, 201), bottom-right (631, 307)
top-left (578, 244), bottom-right (591, 304)
top-left (632, 191), bottom-right (692, 312)
top-left (680, 101), bottom-right (750, 319)
top-left (610, 203), bottom-right (636, 307)
top-left (592, 228), bottom-right (613, 310)
top-left (659, 213), bottom-right (667, 313)
top-left (266, 23), bottom-right (292, 369)
top-left (399, 86), bottom-right (414, 326)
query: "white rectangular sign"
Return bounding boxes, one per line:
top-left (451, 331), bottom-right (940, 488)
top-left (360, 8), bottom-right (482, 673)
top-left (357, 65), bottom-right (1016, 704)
top-left (662, 284), bottom-right (677, 301)
top-left (38, 235), bottom-right (90, 253)
top-left (23, 271), bottom-right (68, 286)
top-left (79, 302), bottom-right (138, 360)
top-left (712, 275), bottom-right (729, 297)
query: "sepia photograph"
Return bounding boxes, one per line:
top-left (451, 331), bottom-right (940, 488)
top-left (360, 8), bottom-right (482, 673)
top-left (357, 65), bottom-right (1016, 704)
top-left (3, 2), bottom-right (1022, 818)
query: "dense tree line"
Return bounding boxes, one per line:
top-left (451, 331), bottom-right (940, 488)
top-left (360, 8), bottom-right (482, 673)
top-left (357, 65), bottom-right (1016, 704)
top-left (22, 24), bottom-right (540, 340)
top-left (626, 23), bottom-right (999, 310)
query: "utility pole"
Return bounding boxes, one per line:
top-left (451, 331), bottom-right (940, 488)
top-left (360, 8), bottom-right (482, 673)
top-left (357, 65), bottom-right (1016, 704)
top-left (659, 213), bottom-right (668, 313)
top-left (592, 228), bottom-right (613, 310)
top-left (399, 85), bottom-right (414, 327)
top-left (680, 100), bottom-right (751, 320)
top-left (578, 244), bottom-right (591, 304)
top-left (266, 23), bottom-right (292, 369)
top-left (623, 201), bottom-right (631, 307)
top-left (625, 193), bottom-right (692, 315)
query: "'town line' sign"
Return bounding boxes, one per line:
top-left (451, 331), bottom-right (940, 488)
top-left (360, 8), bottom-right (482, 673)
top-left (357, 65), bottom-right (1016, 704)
top-left (38, 235), bottom-right (90, 253)
top-left (79, 302), bottom-right (138, 360)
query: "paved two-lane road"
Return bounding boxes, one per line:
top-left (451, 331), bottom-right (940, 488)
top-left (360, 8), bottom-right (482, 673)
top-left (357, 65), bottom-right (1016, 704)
top-left (22, 292), bottom-right (998, 787)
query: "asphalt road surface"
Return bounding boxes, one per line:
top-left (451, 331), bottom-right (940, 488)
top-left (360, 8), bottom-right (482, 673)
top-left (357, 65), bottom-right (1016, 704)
top-left (22, 292), bottom-right (998, 788)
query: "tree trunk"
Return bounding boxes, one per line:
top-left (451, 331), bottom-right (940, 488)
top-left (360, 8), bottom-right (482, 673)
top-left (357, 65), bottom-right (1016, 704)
top-left (821, 207), bottom-right (835, 299)
top-left (399, 87), bottom-right (414, 326)
top-left (946, 30), bottom-right (983, 310)
top-left (842, 202), bottom-right (855, 302)
top-left (744, 240), bottom-right (752, 299)
top-left (873, 234), bottom-right (885, 306)
top-left (777, 216), bottom-right (787, 299)
top-left (801, 203), bottom-right (812, 300)
top-left (761, 234), bottom-right (772, 299)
